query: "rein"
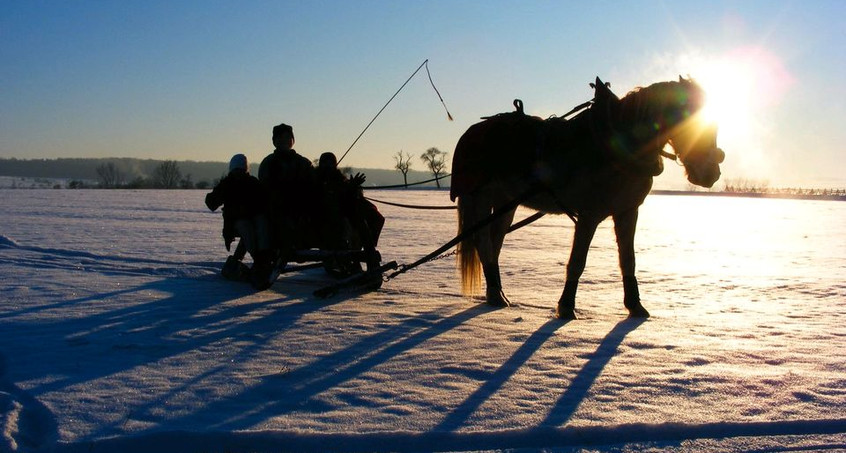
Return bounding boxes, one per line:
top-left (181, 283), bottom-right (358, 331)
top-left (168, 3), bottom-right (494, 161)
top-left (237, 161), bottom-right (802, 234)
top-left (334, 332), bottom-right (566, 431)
top-left (660, 149), bottom-right (678, 161)
top-left (559, 100), bottom-right (593, 120)
top-left (363, 173), bottom-right (450, 190)
top-left (365, 196), bottom-right (455, 210)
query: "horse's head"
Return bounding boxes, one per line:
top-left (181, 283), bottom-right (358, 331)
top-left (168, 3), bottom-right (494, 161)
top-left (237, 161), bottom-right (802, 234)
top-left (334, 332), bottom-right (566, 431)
top-left (665, 77), bottom-right (725, 188)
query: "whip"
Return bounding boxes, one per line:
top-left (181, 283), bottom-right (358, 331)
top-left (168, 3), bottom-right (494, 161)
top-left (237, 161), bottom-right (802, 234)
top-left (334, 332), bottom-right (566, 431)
top-left (337, 59), bottom-right (453, 165)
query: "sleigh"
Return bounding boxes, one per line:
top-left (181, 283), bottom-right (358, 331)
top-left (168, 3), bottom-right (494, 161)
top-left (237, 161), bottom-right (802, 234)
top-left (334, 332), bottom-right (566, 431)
top-left (270, 247), bottom-right (397, 298)
top-left (222, 205), bottom-right (394, 297)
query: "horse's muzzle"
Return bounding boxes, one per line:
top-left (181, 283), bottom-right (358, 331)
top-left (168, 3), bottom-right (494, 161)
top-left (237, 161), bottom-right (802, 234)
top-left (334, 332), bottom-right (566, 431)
top-left (684, 146), bottom-right (724, 188)
top-left (715, 147), bottom-right (725, 164)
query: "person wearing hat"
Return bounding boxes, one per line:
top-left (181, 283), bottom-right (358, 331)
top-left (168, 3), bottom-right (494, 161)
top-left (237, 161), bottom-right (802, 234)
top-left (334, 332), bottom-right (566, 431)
top-left (205, 153), bottom-right (272, 284)
top-left (258, 123), bottom-right (318, 254)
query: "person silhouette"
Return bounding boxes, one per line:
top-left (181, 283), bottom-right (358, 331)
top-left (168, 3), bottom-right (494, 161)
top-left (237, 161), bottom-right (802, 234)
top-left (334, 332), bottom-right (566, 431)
top-left (205, 153), bottom-right (272, 283)
top-left (258, 123), bottom-right (318, 254)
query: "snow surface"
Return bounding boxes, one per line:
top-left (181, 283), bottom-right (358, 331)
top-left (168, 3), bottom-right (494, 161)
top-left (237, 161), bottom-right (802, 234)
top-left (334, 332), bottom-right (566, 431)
top-left (0, 189), bottom-right (844, 453)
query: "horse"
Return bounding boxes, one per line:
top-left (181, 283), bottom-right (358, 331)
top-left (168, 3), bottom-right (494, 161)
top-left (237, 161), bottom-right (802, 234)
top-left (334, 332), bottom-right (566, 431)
top-left (449, 76), bottom-right (724, 319)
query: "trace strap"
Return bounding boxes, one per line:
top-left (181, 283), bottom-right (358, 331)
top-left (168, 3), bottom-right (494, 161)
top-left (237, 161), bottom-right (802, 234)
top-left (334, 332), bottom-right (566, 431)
top-left (508, 211), bottom-right (546, 232)
top-left (385, 185), bottom-right (544, 281)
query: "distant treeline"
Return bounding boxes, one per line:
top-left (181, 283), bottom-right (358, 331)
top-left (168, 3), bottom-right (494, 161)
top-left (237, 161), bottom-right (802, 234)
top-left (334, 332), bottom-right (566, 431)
top-left (0, 157), bottom-right (448, 189)
top-left (0, 157), bottom-right (228, 186)
top-left (721, 178), bottom-right (846, 198)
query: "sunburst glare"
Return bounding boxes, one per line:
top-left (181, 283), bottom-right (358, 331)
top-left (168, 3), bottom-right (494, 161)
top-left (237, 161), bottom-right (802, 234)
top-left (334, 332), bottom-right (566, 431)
top-left (697, 60), bottom-right (755, 135)
top-left (694, 47), bottom-right (793, 140)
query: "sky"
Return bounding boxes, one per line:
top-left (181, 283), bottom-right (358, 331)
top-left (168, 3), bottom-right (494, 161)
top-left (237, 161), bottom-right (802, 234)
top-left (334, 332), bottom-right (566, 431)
top-left (1, 0), bottom-right (844, 188)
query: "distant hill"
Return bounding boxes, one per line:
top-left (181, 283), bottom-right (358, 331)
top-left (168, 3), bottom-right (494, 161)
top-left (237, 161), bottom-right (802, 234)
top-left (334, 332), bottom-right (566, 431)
top-left (0, 157), bottom-right (449, 188)
top-left (0, 157), bottom-right (228, 184)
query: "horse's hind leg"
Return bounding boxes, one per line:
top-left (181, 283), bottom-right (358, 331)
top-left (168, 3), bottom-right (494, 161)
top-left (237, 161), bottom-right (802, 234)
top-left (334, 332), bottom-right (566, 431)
top-left (482, 203), bottom-right (516, 306)
top-left (613, 208), bottom-right (650, 318)
top-left (467, 192), bottom-right (516, 307)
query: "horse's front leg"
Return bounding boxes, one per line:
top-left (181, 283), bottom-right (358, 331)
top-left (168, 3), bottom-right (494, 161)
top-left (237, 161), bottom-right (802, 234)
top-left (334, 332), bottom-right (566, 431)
top-left (557, 218), bottom-right (599, 320)
top-left (613, 208), bottom-right (650, 318)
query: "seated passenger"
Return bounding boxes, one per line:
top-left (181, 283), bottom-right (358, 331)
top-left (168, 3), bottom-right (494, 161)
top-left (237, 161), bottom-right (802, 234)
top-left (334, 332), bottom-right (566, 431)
top-left (205, 154), bottom-right (272, 283)
top-left (258, 123), bottom-right (318, 252)
top-left (315, 152), bottom-right (384, 271)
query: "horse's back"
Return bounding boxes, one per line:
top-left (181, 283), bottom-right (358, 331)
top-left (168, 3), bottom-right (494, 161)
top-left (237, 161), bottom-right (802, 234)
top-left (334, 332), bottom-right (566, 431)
top-left (450, 114), bottom-right (545, 201)
top-left (450, 120), bottom-right (490, 201)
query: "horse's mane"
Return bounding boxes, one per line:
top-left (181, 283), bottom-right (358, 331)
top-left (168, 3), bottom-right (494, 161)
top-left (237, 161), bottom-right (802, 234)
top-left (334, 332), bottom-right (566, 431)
top-left (618, 81), bottom-right (673, 125)
top-left (616, 80), bottom-right (704, 127)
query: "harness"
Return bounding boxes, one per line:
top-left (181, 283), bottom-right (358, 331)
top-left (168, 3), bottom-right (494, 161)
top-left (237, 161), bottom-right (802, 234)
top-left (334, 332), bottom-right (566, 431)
top-left (470, 78), bottom-right (682, 225)
top-left (487, 81), bottom-right (674, 180)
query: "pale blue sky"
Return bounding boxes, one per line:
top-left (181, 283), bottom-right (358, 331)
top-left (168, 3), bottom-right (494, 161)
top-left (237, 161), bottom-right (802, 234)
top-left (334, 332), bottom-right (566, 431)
top-left (2, 1), bottom-right (844, 187)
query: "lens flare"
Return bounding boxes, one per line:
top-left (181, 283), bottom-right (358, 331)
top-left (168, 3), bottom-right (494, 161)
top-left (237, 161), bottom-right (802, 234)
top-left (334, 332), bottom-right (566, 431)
top-left (695, 47), bottom-right (793, 139)
top-left (698, 61), bottom-right (754, 133)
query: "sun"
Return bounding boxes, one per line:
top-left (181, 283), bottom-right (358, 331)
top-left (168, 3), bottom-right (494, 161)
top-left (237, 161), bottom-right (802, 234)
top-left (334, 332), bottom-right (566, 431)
top-left (697, 60), bottom-right (756, 135)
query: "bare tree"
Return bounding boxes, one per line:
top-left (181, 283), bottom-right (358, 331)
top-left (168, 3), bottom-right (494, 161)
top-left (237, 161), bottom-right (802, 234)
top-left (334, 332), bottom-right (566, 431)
top-left (179, 173), bottom-right (194, 189)
top-left (95, 162), bottom-right (124, 188)
top-left (393, 150), bottom-right (413, 188)
top-left (152, 160), bottom-right (182, 189)
top-left (420, 147), bottom-right (447, 188)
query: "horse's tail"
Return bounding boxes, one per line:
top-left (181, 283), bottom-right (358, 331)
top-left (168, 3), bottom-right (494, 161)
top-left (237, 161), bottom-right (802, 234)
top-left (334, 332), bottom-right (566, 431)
top-left (456, 196), bottom-right (482, 295)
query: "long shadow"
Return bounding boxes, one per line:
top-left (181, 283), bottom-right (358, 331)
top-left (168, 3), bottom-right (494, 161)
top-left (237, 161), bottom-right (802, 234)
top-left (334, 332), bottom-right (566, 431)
top-left (78, 265), bottom-right (385, 439)
top-left (433, 318), bottom-right (565, 432)
top-left (0, 279), bottom-right (189, 321)
top-left (5, 225), bottom-right (445, 443)
top-left (0, 248), bottom-right (358, 437)
top-left (542, 317), bottom-right (647, 427)
top-left (3, 233), bottom-right (651, 445)
top-left (0, 353), bottom-right (59, 451)
top-left (52, 417), bottom-right (846, 453)
top-left (0, 241), bottom-right (219, 319)
top-left (117, 303), bottom-right (494, 434)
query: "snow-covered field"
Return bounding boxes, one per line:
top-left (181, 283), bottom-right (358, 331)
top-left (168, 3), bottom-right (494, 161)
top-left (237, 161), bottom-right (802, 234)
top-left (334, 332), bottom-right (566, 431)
top-left (1, 189), bottom-right (844, 453)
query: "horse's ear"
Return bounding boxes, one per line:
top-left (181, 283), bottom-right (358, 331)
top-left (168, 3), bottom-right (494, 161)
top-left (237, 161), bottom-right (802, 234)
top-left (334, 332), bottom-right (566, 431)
top-left (593, 77), bottom-right (620, 103)
top-left (591, 76), bottom-right (607, 89)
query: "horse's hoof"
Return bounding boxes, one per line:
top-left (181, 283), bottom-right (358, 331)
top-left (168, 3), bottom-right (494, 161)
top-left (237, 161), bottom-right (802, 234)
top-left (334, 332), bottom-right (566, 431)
top-left (556, 308), bottom-right (577, 320)
top-left (486, 296), bottom-right (510, 308)
top-left (627, 305), bottom-right (650, 318)
top-left (485, 289), bottom-right (512, 308)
